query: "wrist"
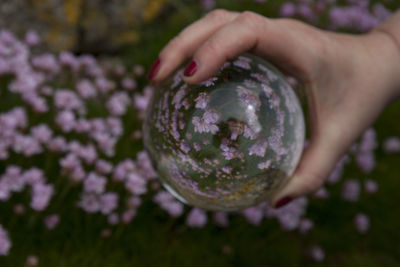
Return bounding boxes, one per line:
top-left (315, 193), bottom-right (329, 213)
top-left (371, 12), bottom-right (400, 100)
top-left (365, 29), bottom-right (400, 101)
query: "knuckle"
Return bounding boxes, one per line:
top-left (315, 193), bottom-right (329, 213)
top-left (206, 9), bottom-right (229, 21)
top-left (239, 11), bottom-right (259, 24)
top-left (160, 35), bottom-right (183, 57)
top-left (202, 39), bottom-right (220, 56)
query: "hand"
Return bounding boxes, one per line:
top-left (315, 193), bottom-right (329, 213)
top-left (148, 9), bottom-right (400, 207)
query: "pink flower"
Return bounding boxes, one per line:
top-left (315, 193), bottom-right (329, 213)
top-left (121, 77), bottom-right (137, 90)
top-left (309, 245), bottom-right (325, 262)
top-left (354, 213), bottom-right (370, 234)
top-left (298, 218), bottom-right (314, 234)
top-left (96, 159), bottom-right (113, 175)
top-left (25, 255), bottom-right (39, 266)
top-left (55, 110), bottom-right (75, 132)
top-left (31, 124), bottom-right (53, 144)
top-left (100, 193), bottom-right (119, 215)
top-left (83, 173), bottom-right (107, 194)
top-left (153, 191), bottom-right (184, 217)
top-left (213, 212), bottom-right (229, 227)
top-left (25, 30), bottom-right (40, 46)
top-left (383, 137), bottom-right (400, 154)
top-left (242, 206), bottom-right (264, 226)
top-left (364, 179), bottom-right (378, 194)
top-left (44, 214), bottom-right (60, 230)
top-left (54, 90), bottom-right (83, 112)
top-left (32, 53), bottom-right (60, 74)
top-left (106, 92), bottom-right (130, 116)
top-left (48, 136), bottom-right (68, 153)
top-left (108, 213), bottom-right (119, 225)
top-left (280, 2), bottom-right (296, 17)
top-left (76, 79), bottom-right (97, 99)
top-left (125, 173), bottom-right (147, 195)
top-left (31, 183), bottom-right (54, 211)
top-left (0, 225), bottom-right (11, 256)
top-left (122, 209), bottom-right (136, 224)
top-left (186, 208), bottom-right (207, 228)
top-left (341, 179), bottom-right (360, 202)
top-left (79, 194), bottom-right (100, 213)
top-left (248, 140), bottom-right (268, 157)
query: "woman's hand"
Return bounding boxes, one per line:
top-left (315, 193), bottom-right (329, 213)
top-left (147, 9), bottom-right (400, 208)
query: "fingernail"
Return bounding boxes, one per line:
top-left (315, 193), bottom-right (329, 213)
top-left (147, 58), bottom-right (161, 80)
top-left (274, 196), bottom-right (293, 209)
top-left (184, 60), bottom-right (197, 77)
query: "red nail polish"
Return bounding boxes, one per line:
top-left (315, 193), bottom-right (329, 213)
top-left (184, 61), bottom-right (197, 77)
top-left (147, 58), bottom-right (161, 80)
top-left (274, 196), bottom-right (293, 209)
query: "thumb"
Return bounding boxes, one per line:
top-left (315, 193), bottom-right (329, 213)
top-left (269, 133), bottom-right (344, 208)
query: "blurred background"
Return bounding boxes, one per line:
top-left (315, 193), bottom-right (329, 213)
top-left (0, 0), bottom-right (400, 266)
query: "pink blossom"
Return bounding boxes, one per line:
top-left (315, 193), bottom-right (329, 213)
top-left (383, 137), bottom-right (400, 154)
top-left (76, 79), bottom-right (97, 99)
top-left (100, 193), bottom-right (119, 215)
top-left (54, 90), bottom-right (83, 112)
top-left (83, 173), bottom-right (107, 194)
top-left (122, 209), bottom-right (137, 224)
top-left (31, 183), bottom-right (54, 211)
top-left (213, 212), bottom-right (229, 227)
top-left (280, 2), bottom-right (296, 17)
top-left (106, 92), bottom-right (130, 116)
top-left (298, 218), bottom-right (314, 234)
top-left (248, 140), bottom-right (268, 157)
top-left (32, 53), bottom-right (60, 74)
top-left (95, 159), bottom-right (113, 175)
top-left (341, 179), bottom-right (360, 202)
top-left (313, 187), bottom-right (330, 199)
top-left (23, 167), bottom-right (45, 186)
top-left (48, 136), bottom-right (68, 153)
top-left (25, 255), bottom-right (39, 266)
top-left (31, 124), bottom-right (53, 144)
top-left (59, 51), bottom-right (79, 71)
top-left (125, 173), bottom-right (147, 195)
top-left (194, 92), bottom-right (209, 109)
top-left (60, 153), bottom-right (81, 171)
top-left (25, 30), bottom-right (40, 46)
top-left (356, 152), bottom-right (375, 173)
top-left (79, 194), bottom-right (100, 213)
top-left (55, 110), bottom-right (75, 132)
top-left (108, 213), bottom-right (119, 225)
top-left (201, 0), bottom-right (216, 10)
top-left (44, 214), bottom-right (60, 230)
top-left (364, 179), bottom-right (378, 194)
top-left (354, 213), bottom-right (370, 234)
top-left (309, 245), bottom-right (325, 262)
top-left (266, 197), bottom-right (308, 231)
top-left (153, 191), bottom-right (183, 217)
top-left (242, 206), bottom-right (264, 226)
top-left (186, 208), bottom-right (207, 228)
top-left (121, 77), bottom-right (137, 90)
top-left (0, 225), bottom-right (12, 256)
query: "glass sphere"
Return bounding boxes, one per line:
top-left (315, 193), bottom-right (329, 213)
top-left (143, 54), bottom-right (305, 211)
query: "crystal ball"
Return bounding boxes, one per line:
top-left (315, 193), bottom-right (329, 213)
top-left (143, 54), bottom-right (305, 211)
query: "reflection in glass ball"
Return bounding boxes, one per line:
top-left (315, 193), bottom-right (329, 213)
top-left (143, 54), bottom-right (305, 211)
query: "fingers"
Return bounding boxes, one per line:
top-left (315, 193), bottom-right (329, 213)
top-left (182, 11), bottom-right (267, 83)
top-left (150, 10), bottom-right (325, 85)
top-left (270, 129), bottom-right (346, 208)
top-left (151, 9), bottom-right (239, 82)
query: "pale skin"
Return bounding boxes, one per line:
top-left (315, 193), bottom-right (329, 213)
top-left (147, 9), bottom-right (400, 208)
